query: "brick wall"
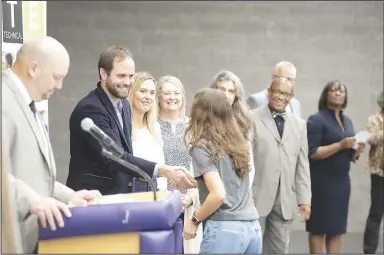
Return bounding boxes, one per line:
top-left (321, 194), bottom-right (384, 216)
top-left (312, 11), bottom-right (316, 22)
top-left (47, 1), bottom-right (383, 233)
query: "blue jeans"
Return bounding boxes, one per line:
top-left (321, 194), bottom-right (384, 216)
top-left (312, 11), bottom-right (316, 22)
top-left (200, 220), bottom-right (262, 254)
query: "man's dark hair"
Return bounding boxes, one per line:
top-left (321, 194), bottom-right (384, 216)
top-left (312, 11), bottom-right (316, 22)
top-left (5, 53), bottom-right (13, 68)
top-left (97, 46), bottom-right (134, 79)
top-left (318, 80), bottom-right (348, 111)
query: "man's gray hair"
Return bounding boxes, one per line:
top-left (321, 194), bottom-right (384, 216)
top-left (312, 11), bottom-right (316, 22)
top-left (274, 61), bottom-right (296, 73)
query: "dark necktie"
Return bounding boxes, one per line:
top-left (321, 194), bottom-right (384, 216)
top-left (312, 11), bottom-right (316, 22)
top-left (29, 101), bottom-right (37, 114)
top-left (29, 101), bottom-right (49, 133)
top-left (271, 110), bottom-right (285, 138)
top-left (116, 100), bottom-right (124, 129)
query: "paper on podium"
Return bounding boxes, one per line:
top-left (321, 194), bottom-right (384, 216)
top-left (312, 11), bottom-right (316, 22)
top-left (353, 130), bottom-right (370, 149)
top-left (67, 194), bottom-right (133, 207)
top-left (89, 193), bottom-right (143, 205)
top-left (38, 190), bottom-right (183, 254)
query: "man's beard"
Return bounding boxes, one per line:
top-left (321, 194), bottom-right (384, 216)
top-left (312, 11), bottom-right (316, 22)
top-left (106, 80), bottom-right (130, 99)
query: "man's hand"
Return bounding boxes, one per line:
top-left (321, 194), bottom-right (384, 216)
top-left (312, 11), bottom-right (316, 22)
top-left (298, 204), bottom-right (311, 222)
top-left (29, 197), bottom-right (72, 231)
top-left (67, 189), bottom-right (102, 206)
top-left (159, 165), bottom-right (197, 189)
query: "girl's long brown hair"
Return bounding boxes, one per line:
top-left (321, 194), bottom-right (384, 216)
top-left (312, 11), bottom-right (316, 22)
top-left (185, 88), bottom-right (249, 177)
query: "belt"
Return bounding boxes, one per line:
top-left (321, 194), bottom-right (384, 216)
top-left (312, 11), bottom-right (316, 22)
top-left (131, 177), bottom-right (153, 192)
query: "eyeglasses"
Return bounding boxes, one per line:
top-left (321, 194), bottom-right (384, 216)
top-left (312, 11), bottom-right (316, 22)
top-left (269, 88), bottom-right (294, 98)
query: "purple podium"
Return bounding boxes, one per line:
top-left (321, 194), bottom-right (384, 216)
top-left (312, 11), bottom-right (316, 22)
top-left (38, 191), bottom-right (183, 254)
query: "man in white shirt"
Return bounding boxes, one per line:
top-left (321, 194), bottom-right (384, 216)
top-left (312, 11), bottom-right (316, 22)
top-left (2, 36), bottom-right (101, 253)
top-left (247, 61), bottom-right (302, 117)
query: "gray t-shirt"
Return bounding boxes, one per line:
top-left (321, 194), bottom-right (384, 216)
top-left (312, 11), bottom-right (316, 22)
top-left (190, 146), bottom-right (259, 221)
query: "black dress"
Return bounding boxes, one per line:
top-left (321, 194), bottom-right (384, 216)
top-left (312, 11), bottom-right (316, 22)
top-left (306, 109), bottom-right (355, 235)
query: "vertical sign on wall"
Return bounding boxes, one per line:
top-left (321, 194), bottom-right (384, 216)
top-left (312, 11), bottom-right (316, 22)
top-left (2, 1), bottom-right (24, 44)
top-left (22, 1), bottom-right (46, 40)
top-left (2, 1), bottom-right (49, 127)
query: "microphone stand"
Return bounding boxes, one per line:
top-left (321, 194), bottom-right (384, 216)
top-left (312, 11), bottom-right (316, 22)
top-left (101, 148), bottom-right (157, 201)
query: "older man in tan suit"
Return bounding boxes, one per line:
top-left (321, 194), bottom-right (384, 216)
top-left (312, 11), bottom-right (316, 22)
top-left (251, 77), bottom-right (311, 254)
top-left (2, 37), bottom-right (101, 253)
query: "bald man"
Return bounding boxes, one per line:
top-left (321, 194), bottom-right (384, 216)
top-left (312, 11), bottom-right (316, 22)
top-left (247, 61), bottom-right (302, 117)
top-left (2, 36), bottom-right (101, 253)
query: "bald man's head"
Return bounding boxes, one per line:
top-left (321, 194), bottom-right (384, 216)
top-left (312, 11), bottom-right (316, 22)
top-left (12, 36), bottom-right (70, 101)
top-left (271, 61), bottom-right (297, 85)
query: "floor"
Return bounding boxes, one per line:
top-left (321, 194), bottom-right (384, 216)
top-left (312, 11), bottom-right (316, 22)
top-left (290, 231), bottom-right (383, 254)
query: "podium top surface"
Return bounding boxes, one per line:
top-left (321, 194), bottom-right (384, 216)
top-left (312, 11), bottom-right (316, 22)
top-left (39, 190), bottom-right (182, 240)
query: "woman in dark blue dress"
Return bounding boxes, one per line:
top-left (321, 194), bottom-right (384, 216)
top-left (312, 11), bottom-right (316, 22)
top-left (306, 80), bottom-right (365, 254)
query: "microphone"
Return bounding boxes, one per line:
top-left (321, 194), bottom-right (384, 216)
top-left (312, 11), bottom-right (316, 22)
top-left (80, 117), bottom-right (157, 200)
top-left (81, 117), bottom-right (124, 158)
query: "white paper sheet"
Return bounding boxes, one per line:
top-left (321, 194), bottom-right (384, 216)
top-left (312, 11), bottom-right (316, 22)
top-left (353, 130), bottom-right (370, 149)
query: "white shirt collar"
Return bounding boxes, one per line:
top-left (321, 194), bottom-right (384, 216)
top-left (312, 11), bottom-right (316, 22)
top-left (7, 70), bottom-right (33, 106)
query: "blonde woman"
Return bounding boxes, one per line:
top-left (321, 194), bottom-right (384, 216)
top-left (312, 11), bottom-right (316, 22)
top-left (128, 72), bottom-right (165, 192)
top-left (157, 75), bottom-right (202, 253)
top-left (209, 70), bottom-right (255, 188)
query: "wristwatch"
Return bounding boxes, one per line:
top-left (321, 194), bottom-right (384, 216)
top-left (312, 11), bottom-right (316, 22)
top-left (191, 212), bottom-right (202, 225)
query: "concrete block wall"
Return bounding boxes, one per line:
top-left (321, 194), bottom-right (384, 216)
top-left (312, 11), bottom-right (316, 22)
top-left (47, 1), bottom-right (383, 233)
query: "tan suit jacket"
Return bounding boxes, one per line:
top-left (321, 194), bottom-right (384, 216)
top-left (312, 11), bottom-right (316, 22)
top-left (251, 105), bottom-right (311, 220)
top-left (2, 71), bottom-right (74, 252)
top-left (1, 148), bottom-right (23, 254)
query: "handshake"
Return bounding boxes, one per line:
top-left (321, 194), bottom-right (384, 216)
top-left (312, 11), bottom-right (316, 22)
top-left (157, 165), bottom-right (197, 189)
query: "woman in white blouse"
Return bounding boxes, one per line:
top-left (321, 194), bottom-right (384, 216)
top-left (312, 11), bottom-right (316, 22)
top-left (128, 72), bottom-right (165, 191)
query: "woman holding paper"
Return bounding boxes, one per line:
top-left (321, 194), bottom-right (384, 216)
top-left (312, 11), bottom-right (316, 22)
top-left (363, 91), bottom-right (384, 254)
top-left (306, 80), bottom-right (365, 254)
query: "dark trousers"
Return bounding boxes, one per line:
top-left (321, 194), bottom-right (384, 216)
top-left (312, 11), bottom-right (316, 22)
top-left (180, 212), bottom-right (184, 253)
top-left (33, 244), bottom-right (38, 254)
top-left (363, 174), bottom-right (384, 254)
